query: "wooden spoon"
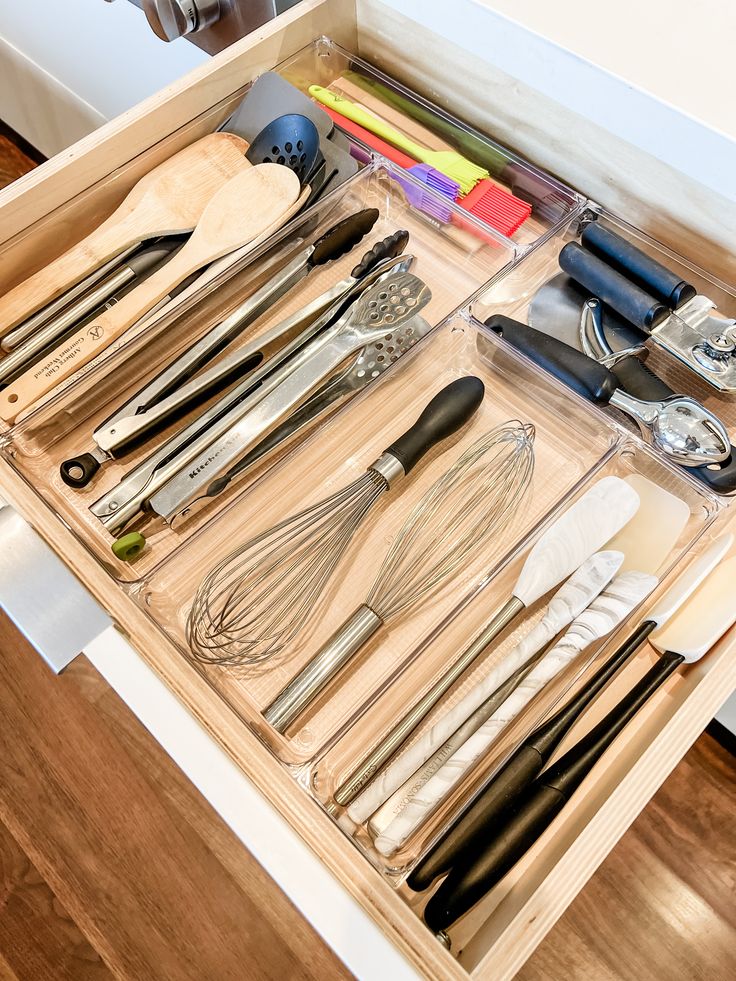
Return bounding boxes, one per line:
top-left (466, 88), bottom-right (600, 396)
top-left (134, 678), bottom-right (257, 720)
top-left (0, 164), bottom-right (301, 422)
top-left (0, 133), bottom-right (250, 335)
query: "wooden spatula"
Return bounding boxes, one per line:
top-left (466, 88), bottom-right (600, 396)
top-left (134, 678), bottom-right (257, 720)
top-left (0, 164), bottom-right (301, 422)
top-left (0, 133), bottom-right (250, 335)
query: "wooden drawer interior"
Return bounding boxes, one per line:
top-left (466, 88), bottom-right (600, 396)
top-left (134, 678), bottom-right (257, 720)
top-left (0, 2), bottom-right (735, 979)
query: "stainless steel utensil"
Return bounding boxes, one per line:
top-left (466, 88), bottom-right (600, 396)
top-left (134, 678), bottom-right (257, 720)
top-left (263, 422), bottom-right (536, 734)
top-left (59, 213), bottom-right (388, 488)
top-left (0, 237), bottom-right (187, 387)
top-left (187, 377), bottom-right (485, 666)
top-left (487, 315), bottom-right (730, 467)
top-left (145, 265), bottom-right (426, 525)
top-left (92, 266), bottom-right (427, 553)
top-left (180, 314), bottom-right (435, 515)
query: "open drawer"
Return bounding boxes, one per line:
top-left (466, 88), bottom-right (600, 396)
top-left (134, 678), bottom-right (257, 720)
top-left (1, 1), bottom-right (735, 979)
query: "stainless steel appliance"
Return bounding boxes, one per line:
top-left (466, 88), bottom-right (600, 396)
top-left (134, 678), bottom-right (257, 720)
top-left (126, 0), bottom-right (302, 53)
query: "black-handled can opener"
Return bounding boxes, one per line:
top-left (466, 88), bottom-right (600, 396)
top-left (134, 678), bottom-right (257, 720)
top-left (560, 223), bottom-right (736, 392)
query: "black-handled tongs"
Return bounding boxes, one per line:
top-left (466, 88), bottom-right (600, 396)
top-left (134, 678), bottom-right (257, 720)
top-left (60, 209), bottom-right (387, 487)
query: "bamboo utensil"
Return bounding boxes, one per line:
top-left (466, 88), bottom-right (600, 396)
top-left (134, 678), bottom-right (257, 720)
top-left (372, 569), bottom-right (656, 854)
top-left (331, 476), bottom-right (640, 808)
top-left (0, 164), bottom-right (302, 422)
top-left (347, 550), bottom-right (624, 825)
top-left (424, 537), bottom-right (736, 934)
top-left (187, 377), bottom-right (485, 666)
top-left (263, 422), bottom-right (536, 734)
top-left (409, 533), bottom-right (733, 892)
top-left (0, 133), bottom-right (250, 334)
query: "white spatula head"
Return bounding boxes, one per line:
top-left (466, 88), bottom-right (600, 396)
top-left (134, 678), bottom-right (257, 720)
top-left (651, 553), bottom-right (736, 662)
top-left (647, 533), bottom-right (734, 629)
top-left (514, 476), bottom-right (640, 606)
top-left (604, 474), bottom-right (690, 575)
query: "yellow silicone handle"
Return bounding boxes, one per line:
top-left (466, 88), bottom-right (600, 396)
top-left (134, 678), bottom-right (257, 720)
top-left (309, 85), bottom-right (429, 165)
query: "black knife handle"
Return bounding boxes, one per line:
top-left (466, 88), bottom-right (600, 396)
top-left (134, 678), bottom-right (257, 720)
top-left (423, 783), bottom-right (566, 932)
top-left (408, 620), bottom-right (655, 892)
top-left (581, 224), bottom-right (696, 309)
top-left (543, 649), bottom-right (684, 798)
top-left (485, 315), bottom-right (617, 405)
top-left (560, 242), bottom-right (669, 332)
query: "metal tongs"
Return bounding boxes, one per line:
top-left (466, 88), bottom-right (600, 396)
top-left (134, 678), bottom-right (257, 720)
top-left (59, 212), bottom-right (396, 487)
top-left (90, 256), bottom-right (422, 553)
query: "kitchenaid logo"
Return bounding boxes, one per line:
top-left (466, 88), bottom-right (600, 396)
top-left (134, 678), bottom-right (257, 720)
top-left (186, 430), bottom-right (244, 480)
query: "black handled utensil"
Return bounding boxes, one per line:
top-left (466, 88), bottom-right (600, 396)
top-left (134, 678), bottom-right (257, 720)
top-left (408, 534), bottom-right (732, 892)
top-left (580, 223), bottom-right (696, 309)
top-left (485, 315), bottom-right (730, 468)
top-left (423, 540), bottom-right (736, 934)
top-left (560, 225), bottom-right (736, 392)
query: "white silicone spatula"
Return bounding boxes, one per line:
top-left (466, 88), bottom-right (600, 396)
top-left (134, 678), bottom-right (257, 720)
top-left (371, 568), bottom-right (656, 853)
top-left (604, 473), bottom-right (689, 575)
top-left (423, 534), bottom-right (736, 935)
top-left (332, 475), bottom-right (641, 809)
top-left (359, 473), bottom-right (689, 828)
top-left (408, 531), bottom-right (733, 894)
top-left (347, 550), bottom-right (624, 824)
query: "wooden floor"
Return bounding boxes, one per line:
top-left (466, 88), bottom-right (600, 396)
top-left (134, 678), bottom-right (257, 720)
top-left (0, 612), bottom-right (351, 981)
top-left (0, 610), bottom-right (734, 981)
top-left (0, 122), bottom-right (42, 189)
top-left (0, 123), bottom-right (735, 981)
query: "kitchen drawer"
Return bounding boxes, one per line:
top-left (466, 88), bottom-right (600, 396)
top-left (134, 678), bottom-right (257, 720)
top-left (1, 1), bottom-right (735, 979)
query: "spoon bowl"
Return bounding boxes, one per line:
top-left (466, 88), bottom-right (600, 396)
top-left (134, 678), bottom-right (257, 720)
top-left (613, 390), bottom-right (731, 466)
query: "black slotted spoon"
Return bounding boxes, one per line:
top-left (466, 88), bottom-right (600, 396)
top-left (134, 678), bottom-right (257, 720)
top-left (245, 114), bottom-right (321, 184)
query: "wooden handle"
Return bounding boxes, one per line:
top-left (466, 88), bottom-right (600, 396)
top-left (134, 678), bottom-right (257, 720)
top-left (0, 248), bottom-right (196, 422)
top-left (0, 165), bottom-right (303, 421)
top-left (0, 132), bottom-right (250, 334)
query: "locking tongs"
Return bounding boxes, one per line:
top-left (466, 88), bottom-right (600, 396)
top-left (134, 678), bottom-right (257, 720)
top-left (88, 251), bottom-right (416, 537)
top-left (59, 212), bottom-right (401, 487)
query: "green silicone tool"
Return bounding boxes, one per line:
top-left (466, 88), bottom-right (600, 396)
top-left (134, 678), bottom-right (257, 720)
top-left (343, 72), bottom-right (509, 176)
top-left (309, 86), bottom-right (488, 194)
top-left (112, 532), bottom-right (146, 563)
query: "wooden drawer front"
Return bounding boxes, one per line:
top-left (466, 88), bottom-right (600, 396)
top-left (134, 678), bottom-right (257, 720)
top-left (1, 2), bottom-right (735, 980)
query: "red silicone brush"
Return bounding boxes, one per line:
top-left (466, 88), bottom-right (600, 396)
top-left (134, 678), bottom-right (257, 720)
top-left (458, 179), bottom-right (532, 238)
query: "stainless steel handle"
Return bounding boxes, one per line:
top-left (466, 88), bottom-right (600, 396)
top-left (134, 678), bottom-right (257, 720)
top-left (263, 605), bottom-right (383, 733)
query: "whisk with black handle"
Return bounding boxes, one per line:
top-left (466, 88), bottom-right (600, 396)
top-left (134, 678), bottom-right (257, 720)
top-left (187, 376), bottom-right (485, 668)
top-left (263, 420), bottom-right (536, 733)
